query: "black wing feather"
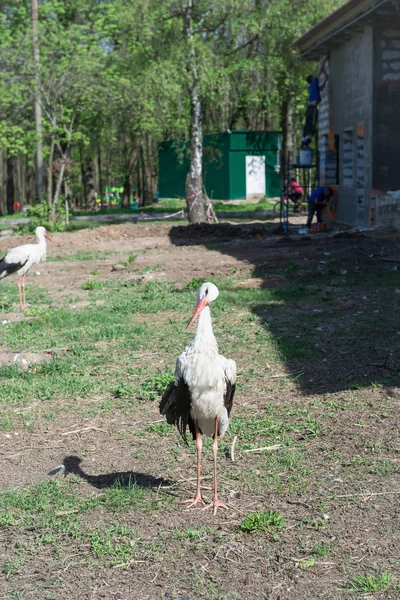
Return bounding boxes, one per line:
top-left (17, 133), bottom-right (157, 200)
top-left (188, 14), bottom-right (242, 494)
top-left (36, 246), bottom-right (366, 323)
top-left (159, 378), bottom-right (196, 442)
top-left (0, 256), bottom-right (28, 277)
top-left (223, 377), bottom-right (236, 417)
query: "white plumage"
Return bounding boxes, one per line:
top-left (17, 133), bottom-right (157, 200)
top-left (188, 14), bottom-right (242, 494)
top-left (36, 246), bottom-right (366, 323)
top-left (160, 282), bottom-right (236, 515)
top-left (0, 226), bottom-right (53, 311)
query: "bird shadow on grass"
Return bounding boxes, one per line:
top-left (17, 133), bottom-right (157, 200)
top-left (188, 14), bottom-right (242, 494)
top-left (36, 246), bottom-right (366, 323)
top-left (48, 455), bottom-right (171, 490)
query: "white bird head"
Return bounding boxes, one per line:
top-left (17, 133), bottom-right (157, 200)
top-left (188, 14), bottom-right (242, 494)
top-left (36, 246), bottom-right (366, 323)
top-left (186, 282), bottom-right (219, 329)
top-left (35, 226), bottom-right (53, 243)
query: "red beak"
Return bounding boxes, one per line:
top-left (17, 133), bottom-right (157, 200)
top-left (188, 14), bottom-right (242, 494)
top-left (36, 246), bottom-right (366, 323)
top-left (45, 233), bottom-right (53, 242)
top-left (186, 297), bottom-right (209, 330)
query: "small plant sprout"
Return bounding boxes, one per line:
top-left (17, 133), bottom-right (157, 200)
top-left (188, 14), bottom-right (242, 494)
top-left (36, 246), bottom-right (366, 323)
top-left (237, 510), bottom-right (285, 534)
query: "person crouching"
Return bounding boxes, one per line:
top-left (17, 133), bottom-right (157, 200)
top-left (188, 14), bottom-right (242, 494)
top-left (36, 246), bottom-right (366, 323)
top-left (307, 186), bottom-right (334, 232)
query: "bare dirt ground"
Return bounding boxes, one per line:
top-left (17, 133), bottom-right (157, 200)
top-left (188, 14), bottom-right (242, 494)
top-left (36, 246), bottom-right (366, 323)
top-left (0, 219), bottom-right (400, 600)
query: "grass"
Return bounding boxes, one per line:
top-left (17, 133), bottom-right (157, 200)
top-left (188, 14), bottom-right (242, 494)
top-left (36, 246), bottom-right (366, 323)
top-left (0, 228), bottom-right (400, 598)
top-left (237, 509), bottom-right (285, 534)
top-left (348, 572), bottom-right (393, 593)
top-left (70, 196), bottom-right (276, 218)
top-left (213, 196), bottom-right (275, 212)
top-left (48, 250), bottom-right (114, 262)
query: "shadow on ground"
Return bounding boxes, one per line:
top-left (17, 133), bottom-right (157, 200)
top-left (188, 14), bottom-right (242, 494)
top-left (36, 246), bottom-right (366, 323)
top-left (169, 222), bottom-right (400, 394)
top-left (50, 455), bottom-right (170, 489)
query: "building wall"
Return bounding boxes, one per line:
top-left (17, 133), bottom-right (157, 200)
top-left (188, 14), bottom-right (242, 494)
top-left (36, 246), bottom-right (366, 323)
top-left (318, 62), bottom-right (339, 190)
top-left (373, 25), bottom-right (400, 192)
top-left (330, 27), bottom-right (373, 226)
top-left (158, 131), bottom-right (280, 200)
top-left (228, 131), bottom-right (281, 199)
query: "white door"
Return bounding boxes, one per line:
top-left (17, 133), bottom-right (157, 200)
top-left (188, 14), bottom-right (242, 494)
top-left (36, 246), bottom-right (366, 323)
top-left (246, 155), bottom-right (266, 196)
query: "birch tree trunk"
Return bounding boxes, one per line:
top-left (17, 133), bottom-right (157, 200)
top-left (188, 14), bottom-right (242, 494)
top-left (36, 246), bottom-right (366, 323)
top-left (31, 0), bottom-right (44, 202)
top-left (47, 135), bottom-right (55, 207)
top-left (181, 0), bottom-right (208, 224)
top-left (0, 150), bottom-right (6, 216)
top-left (51, 157), bottom-right (66, 223)
top-left (280, 90), bottom-right (294, 184)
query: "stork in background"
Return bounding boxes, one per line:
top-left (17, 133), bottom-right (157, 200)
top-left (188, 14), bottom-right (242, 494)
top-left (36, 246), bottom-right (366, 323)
top-left (0, 226), bottom-right (53, 311)
top-left (160, 282), bottom-right (236, 515)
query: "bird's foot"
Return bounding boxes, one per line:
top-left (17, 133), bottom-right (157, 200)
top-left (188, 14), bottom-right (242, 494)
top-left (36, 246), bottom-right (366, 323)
top-left (181, 495), bottom-right (206, 509)
top-left (203, 497), bottom-right (229, 516)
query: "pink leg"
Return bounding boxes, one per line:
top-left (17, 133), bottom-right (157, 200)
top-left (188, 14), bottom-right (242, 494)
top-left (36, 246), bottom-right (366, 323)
top-left (182, 421), bottom-right (205, 508)
top-left (21, 276), bottom-right (26, 309)
top-left (17, 277), bottom-right (23, 312)
top-left (203, 417), bottom-right (229, 515)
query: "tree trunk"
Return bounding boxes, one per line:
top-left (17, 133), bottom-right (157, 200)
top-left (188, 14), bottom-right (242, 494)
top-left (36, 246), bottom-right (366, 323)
top-left (0, 150), bottom-right (6, 216)
top-left (141, 134), bottom-right (156, 206)
top-left (121, 175), bottom-right (131, 208)
top-left (98, 150), bottom-right (104, 208)
top-left (181, 0), bottom-right (208, 224)
top-left (121, 139), bottom-right (133, 209)
top-left (52, 158), bottom-right (66, 215)
top-left (47, 135), bottom-right (55, 207)
top-left (83, 160), bottom-right (96, 210)
top-left (27, 164), bottom-right (35, 207)
top-left (6, 156), bottom-right (15, 215)
top-left (31, 0), bottom-right (44, 202)
top-left (280, 90), bottom-right (294, 185)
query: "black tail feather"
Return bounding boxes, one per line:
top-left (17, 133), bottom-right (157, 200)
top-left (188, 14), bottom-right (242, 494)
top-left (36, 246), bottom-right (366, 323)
top-left (159, 380), bottom-right (195, 442)
top-left (0, 256), bottom-right (28, 278)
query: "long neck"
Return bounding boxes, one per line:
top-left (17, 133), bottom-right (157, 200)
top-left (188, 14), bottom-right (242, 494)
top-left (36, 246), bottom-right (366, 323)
top-left (36, 234), bottom-right (47, 258)
top-left (36, 233), bottom-right (46, 247)
top-left (194, 305), bottom-right (218, 352)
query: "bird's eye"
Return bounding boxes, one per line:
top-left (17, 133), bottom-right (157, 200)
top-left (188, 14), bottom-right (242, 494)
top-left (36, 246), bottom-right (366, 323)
top-left (205, 288), bottom-right (208, 296)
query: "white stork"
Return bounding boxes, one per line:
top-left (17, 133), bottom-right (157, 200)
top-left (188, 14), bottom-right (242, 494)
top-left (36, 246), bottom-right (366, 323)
top-left (160, 282), bottom-right (236, 515)
top-left (0, 226), bottom-right (53, 311)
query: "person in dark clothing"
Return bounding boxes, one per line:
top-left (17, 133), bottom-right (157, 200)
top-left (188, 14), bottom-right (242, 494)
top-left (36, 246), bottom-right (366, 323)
top-left (302, 58), bottom-right (329, 146)
top-left (307, 186), bottom-right (334, 231)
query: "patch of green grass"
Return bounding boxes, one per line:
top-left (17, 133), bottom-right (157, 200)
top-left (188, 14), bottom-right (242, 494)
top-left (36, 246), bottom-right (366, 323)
top-left (24, 305), bottom-right (52, 318)
top-left (172, 526), bottom-right (211, 543)
top-left (186, 278), bottom-right (206, 290)
top-left (73, 197), bottom-right (185, 217)
top-left (128, 253), bottom-right (136, 264)
top-left (348, 571), bottom-right (393, 594)
top-left (146, 422), bottom-right (172, 435)
top-left (138, 369), bottom-right (174, 401)
top-left (212, 197), bottom-right (275, 213)
top-left (81, 279), bottom-right (104, 290)
top-left (2, 553), bottom-right (25, 578)
top-left (48, 250), bottom-right (114, 262)
top-left (0, 411), bottom-right (14, 431)
top-left (237, 509), bottom-right (285, 534)
top-left (88, 524), bottom-right (137, 565)
top-left (312, 542), bottom-right (330, 557)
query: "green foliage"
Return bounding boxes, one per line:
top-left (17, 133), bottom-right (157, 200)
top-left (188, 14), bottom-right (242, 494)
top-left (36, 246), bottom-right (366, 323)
top-left (0, 0), bottom-right (347, 217)
top-left (81, 279), bottom-right (103, 290)
top-left (15, 202), bottom-right (68, 233)
top-left (139, 369), bottom-right (175, 401)
top-left (348, 572), bottom-right (393, 593)
top-left (237, 509), bottom-right (285, 534)
top-left (186, 278), bottom-right (205, 290)
top-left (312, 542), bottom-right (330, 557)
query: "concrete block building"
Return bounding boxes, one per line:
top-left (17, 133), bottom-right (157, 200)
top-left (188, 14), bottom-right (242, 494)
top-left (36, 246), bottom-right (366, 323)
top-left (295, 0), bottom-right (400, 228)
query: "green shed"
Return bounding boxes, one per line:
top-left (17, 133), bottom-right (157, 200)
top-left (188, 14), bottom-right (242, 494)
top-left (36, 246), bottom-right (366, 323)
top-left (158, 130), bottom-right (281, 200)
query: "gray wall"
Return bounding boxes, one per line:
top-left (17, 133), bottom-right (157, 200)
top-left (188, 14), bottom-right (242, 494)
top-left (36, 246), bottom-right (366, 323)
top-left (330, 27), bottom-right (373, 226)
top-left (373, 25), bottom-right (400, 191)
